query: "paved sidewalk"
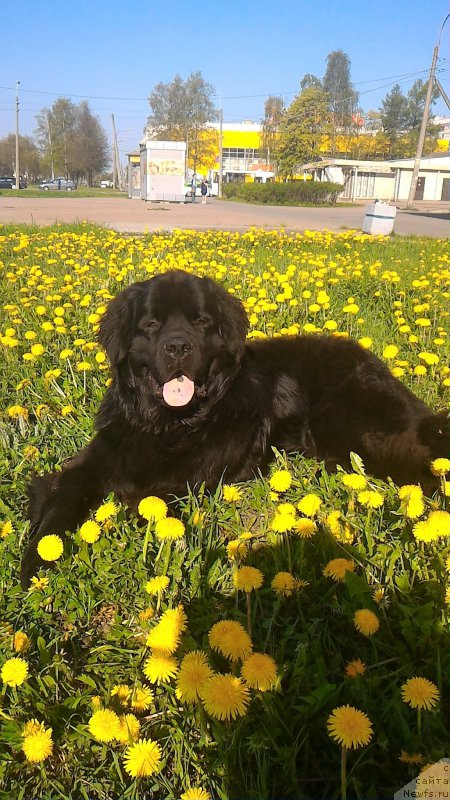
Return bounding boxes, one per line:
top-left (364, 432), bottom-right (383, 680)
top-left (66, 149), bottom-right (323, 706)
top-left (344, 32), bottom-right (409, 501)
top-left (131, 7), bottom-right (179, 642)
top-left (0, 196), bottom-right (448, 237)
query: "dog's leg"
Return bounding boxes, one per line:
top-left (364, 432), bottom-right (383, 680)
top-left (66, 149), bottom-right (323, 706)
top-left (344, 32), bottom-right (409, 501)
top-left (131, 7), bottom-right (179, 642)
top-left (21, 456), bottom-right (105, 589)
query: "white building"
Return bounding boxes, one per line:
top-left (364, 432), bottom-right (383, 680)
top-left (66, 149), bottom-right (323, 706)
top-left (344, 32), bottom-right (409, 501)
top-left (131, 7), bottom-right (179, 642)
top-left (301, 154), bottom-right (450, 202)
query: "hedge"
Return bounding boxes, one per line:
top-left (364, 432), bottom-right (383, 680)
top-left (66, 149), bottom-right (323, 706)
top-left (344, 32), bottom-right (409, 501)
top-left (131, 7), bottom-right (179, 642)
top-left (222, 180), bottom-right (342, 205)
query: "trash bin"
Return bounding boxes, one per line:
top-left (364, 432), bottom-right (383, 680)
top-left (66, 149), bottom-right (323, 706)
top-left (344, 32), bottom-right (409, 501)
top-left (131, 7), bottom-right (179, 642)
top-left (362, 201), bottom-right (397, 235)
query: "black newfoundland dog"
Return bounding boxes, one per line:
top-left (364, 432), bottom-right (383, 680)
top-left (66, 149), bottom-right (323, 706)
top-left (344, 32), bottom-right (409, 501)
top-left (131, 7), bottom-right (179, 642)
top-left (21, 269), bottom-right (449, 587)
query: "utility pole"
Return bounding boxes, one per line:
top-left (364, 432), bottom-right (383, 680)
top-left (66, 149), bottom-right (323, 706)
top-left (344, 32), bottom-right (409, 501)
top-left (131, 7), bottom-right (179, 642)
top-left (111, 113), bottom-right (123, 191)
top-left (15, 80), bottom-right (20, 190)
top-left (218, 107), bottom-right (223, 198)
top-left (406, 14), bottom-right (450, 208)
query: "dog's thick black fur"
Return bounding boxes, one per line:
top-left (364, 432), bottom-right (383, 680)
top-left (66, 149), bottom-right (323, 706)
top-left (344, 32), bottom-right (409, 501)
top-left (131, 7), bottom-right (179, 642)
top-left (21, 269), bottom-right (449, 587)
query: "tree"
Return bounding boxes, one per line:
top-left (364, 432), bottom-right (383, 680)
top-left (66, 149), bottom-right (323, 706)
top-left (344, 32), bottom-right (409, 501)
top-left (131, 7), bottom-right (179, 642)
top-left (261, 96), bottom-right (284, 168)
top-left (379, 84), bottom-right (409, 156)
top-left (70, 102), bottom-right (110, 185)
top-left (35, 98), bottom-right (110, 182)
top-left (300, 74), bottom-right (322, 92)
top-left (275, 88), bottom-right (333, 178)
top-left (0, 134), bottom-right (40, 179)
top-left (145, 71), bottom-right (217, 175)
top-left (35, 98), bottom-right (77, 178)
top-left (323, 50), bottom-right (359, 130)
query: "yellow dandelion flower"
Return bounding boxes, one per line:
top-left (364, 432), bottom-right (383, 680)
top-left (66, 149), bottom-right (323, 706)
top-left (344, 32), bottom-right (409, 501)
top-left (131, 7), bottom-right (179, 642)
top-left (271, 512), bottom-right (296, 532)
top-left (430, 458), bottom-right (450, 476)
top-left (146, 605), bottom-right (187, 654)
top-left (399, 751), bottom-right (424, 765)
top-left (398, 485), bottom-right (425, 519)
top-left (143, 653), bottom-right (179, 683)
top-left (353, 609), bottom-right (380, 636)
top-left (13, 631), bottom-right (30, 652)
top-left (200, 674), bottom-right (250, 720)
top-left (401, 677), bottom-right (439, 710)
top-left (297, 494), bottom-right (322, 517)
top-left (269, 470), bottom-right (292, 492)
top-left (37, 534), bottom-right (64, 561)
top-left (116, 714), bottom-right (140, 744)
top-left (345, 659), bottom-right (366, 678)
top-left (226, 539), bottom-right (248, 560)
top-left (123, 738), bottom-right (162, 778)
top-left (1, 657), bottom-right (29, 687)
top-left (383, 345), bottom-right (398, 359)
top-left (130, 685), bottom-right (154, 712)
top-left (95, 501), bottom-right (117, 522)
top-left (241, 653), bottom-right (277, 691)
top-left (111, 684), bottom-right (131, 705)
top-left (293, 518), bottom-right (317, 538)
top-left (155, 517), bottom-right (185, 540)
top-left (341, 474), bottom-right (367, 491)
top-left (323, 558), bottom-right (356, 581)
top-left (234, 566), bottom-right (263, 592)
top-left (176, 651), bottom-right (213, 703)
top-left (88, 709), bottom-right (121, 742)
top-left (138, 495), bottom-right (168, 522)
top-left (222, 484), bottom-right (243, 502)
top-left (208, 620), bottom-right (252, 661)
top-left (181, 787), bottom-right (211, 800)
top-left (327, 705), bottom-right (373, 749)
top-left (427, 510), bottom-right (450, 538)
top-left (357, 490), bottom-right (384, 508)
top-left (79, 520), bottom-right (101, 543)
top-left (1, 521), bottom-right (13, 538)
top-left (22, 726), bottom-right (53, 763)
top-left (22, 719), bottom-right (45, 737)
top-left (271, 571), bottom-right (296, 596)
top-left (29, 576), bottom-right (49, 591)
top-left (145, 575), bottom-right (170, 595)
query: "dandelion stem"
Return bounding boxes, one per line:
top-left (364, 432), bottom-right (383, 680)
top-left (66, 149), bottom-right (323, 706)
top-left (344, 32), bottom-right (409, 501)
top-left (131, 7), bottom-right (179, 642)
top-left (341, 745), bottom-right (347, 800)
top-left (417, 707), bottom-right (422, 736)
top-left (246, 592), bottom-right (252, 637)
top-left (142, 521), bottom-right (152, 563)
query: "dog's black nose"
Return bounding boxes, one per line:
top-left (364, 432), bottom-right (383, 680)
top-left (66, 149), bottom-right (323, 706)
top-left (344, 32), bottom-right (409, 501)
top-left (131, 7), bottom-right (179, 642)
top-left (163, 337), bottom-right (193, 359)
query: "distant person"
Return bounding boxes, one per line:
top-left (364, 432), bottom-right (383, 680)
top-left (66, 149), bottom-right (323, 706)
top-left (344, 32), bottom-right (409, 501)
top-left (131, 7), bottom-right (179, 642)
top-left (191, 176), bottom-right (196, 202)
top-left (201, 180), bottom-right (208, 204)
top-left (57, 178), bottom-right (61, 190)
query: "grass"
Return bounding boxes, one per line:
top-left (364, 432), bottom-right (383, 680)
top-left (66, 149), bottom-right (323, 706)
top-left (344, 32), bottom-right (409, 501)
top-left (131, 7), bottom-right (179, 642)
top-left (0, 224), bottom-right (449, 800)
top-left (0, 186), bottom-right (125, 199)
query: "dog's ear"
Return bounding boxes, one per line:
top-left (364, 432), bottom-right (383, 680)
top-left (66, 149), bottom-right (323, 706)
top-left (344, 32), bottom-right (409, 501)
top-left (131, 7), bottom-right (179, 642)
top-left (205, 278), bottom-right (249, 357)
top-left (97, 284), bottom-right (143, 367)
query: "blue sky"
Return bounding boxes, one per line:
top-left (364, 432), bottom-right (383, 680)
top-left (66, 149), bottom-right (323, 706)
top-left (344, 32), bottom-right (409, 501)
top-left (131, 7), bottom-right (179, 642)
top-left (1, 0), bottom-right (449, 161)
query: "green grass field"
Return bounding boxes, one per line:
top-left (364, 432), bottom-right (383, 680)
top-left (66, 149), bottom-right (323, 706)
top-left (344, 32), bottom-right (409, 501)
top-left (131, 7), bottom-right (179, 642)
top-left (0, 225), bottom-right (449, 800)
top-left (0, 186), bottom-right (124, 199)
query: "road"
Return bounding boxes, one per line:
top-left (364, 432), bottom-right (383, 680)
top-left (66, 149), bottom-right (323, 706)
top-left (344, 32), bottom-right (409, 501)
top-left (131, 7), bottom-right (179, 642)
top-left (0, 195), bottom-right (448, 237)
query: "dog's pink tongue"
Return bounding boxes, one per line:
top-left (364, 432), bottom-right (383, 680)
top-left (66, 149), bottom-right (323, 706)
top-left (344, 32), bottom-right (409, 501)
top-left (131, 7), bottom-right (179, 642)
top-left (162, 375), bottom-right (195, 407)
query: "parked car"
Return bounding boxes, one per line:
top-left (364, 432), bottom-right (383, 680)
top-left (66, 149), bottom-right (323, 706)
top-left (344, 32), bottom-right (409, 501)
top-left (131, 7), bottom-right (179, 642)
top-left (99, 180), bottom-right (114, 188)
top-left (0, 176), bottom-right (27, 189)
top-left (38, 178), bottom-right (77, 192)
top-left (184, 181), bottom-right (214, 199)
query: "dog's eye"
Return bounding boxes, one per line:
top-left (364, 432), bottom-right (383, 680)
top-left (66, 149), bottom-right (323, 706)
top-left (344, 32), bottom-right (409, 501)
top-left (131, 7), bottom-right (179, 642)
top-left (193, 316), bottom-right (212, 329)
top-left (145, 319), bottom-right (161, 331)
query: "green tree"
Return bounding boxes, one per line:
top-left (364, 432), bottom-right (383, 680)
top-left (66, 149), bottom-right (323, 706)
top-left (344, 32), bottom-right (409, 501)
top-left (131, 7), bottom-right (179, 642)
top-left (145, 71), bottom-right (217, 175)
top-left (261, 95), bottom-right (284, 168)
top-left (70, 102), bottom-right (110, 185)
top-left (300, 73), bottom-right (322, 92)
top-left (323, 49), bottom-right (359, 129)
top-left (275, 88), bottom-right (332, 178)
top-left (0, 134), bottom-right (41, 179)
top-left (35, 97), bottom-right (77, 177)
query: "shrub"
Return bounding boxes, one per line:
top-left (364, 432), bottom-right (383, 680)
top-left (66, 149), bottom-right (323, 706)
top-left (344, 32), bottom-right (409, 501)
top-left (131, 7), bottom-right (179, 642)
top-left (222, 179), bottom-right (342, 205)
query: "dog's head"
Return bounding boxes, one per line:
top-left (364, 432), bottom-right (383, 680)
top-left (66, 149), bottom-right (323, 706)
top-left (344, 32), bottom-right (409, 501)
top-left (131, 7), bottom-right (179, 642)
top-left (97, 270), bottom-right (249, 417)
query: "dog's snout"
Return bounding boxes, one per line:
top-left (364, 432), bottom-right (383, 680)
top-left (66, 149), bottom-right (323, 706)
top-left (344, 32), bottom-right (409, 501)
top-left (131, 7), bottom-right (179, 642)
top-left (163, 337), bottom-right (193, 359)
